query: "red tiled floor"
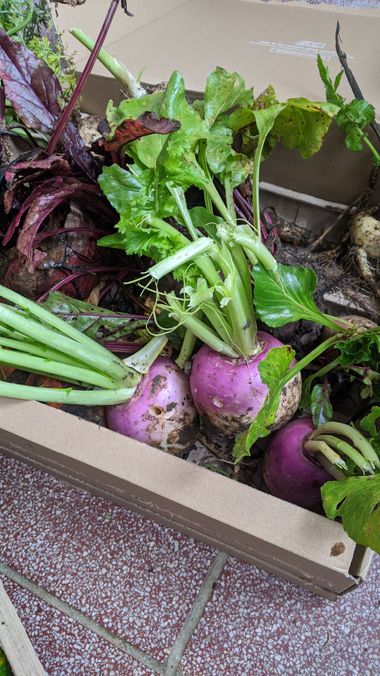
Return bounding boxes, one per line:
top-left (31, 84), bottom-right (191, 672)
top-left (1, 576), bottom-right (155, 675)
top-left (181, 554), bottom-right (380, 675)
top-left (0, 454), bottom-right (215, 663)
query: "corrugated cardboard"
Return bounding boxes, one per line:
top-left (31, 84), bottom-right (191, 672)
top-left (57, 0), bottom-right (380, 114)
top-left (1, 0), bottom-right (378, 598)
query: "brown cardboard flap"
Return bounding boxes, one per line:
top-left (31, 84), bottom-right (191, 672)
top-left (57, 0), bottom-right (380, 116)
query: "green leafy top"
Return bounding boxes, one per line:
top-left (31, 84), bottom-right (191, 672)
top-left (317, 55), bottom-right (380, 164)
top-left (99, 66), bottom-right (346, 360)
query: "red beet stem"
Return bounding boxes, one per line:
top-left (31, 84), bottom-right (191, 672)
top-left (47, 0), bottom-right (123, 155)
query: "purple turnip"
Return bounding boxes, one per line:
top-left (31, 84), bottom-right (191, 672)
top-left (0, 288), bottom-right (197, 455)
top-left (264, 418), bottom-right (331, 508)
top-left (263, 415), bottom-right (380, 509)
top-left (189, 331), bottom-right (302, 439)
top-left (106, 357), bottom-right (198, 456)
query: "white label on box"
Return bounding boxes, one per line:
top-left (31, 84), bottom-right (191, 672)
top-left (250, 39), bottom-right (353, 61)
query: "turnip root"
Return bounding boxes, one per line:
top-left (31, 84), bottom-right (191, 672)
top-left (349, 211), bottom-right (380, 301)
top-left (189, 332), bottom-right (302, 439)
top-left (264, 418), bottom-right (332, 508)
top-left (106, 358), bottom-right (198, 456)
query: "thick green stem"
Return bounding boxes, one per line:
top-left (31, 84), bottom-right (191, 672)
top-left (70, 28), bottom-right (146, 98)
top-left (224, 177), bottom-right (236, 221)
top-left (315, 434), bottom-right (374, 474)
top-left (230, 245), bottom-right (252, 308)
top-left (252, 136), bottom-right (266, 238)
top-left (204, 181), bottom-right (236, 227)
top-left (176, 328), bottom-right (197, 369)
top-left (166, 297), bottom-right (238, 358)
top-left (0, 304), bottom-right (127, 383)
top-left (148, 238), bottom-right (214, 280)
top-left (214, 244), bottom-right (257, 356)
top-left (198, 140), bottom-right (214, 213)
top-left (234, 232), bottom-right (278, 272)
top-left (0, 285), bottom-right (125, 367)
top-left (168, 185), bottom-right (199, 240)
top-left (0, 382), bottom-right (136, 406)
top-left (310, 422), bottom-right (380, 469)
top-left (202, 302), bottom-right (234, 344)
top-left (123, 335), bottom-right (168, 374)
top-left (303, 440), bottom-right (348, 479)
top-left (0, 337), bottom-right (87, 368)
top-left (146, 216), bottom-right (220, 286)
top-left (0, 348), bottom-right (117, 390)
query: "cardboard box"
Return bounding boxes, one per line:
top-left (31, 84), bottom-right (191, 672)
top-left (2, 0), bottom-right (379, 599)
top-left (57, 0), bottom-right (380, 116)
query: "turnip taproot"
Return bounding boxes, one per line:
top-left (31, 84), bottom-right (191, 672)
top-left (190, 333), bottom-right (301, 438)
top-left (106, 357), bottom-right (198, 455)
top-left (264, 416), bottom-right (380, 509)
top-left (264, 418), bottom-right (331, 508)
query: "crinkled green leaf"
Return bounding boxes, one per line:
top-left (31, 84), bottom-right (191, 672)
top-left (336, 100), bottom-right (376, 152)
top-left (220, 151), bottom-right (252, 188)
top-left (272, 98), bottom-right (337, 159)
top-left (359, 406), bottom-right (380, 455)
top-left (335, 330), bottom-right (380, 369)
top-left (204, 66), bottom-right (253, 127)
top-left (253, 263), bottom-right (333, 328)
top-left (321, 474), bottom-right (380, 555)
top-left (228, 107), bottom-right (257, 133)
top-left (99, 163), bottom-right (179, 230)
top-left (206, 122), bottom-right (233, 174)
top-left (98, 163), bottom-right (152, 215)
top-left (310, 383), bottom-right (333, 427)
top-left (106, 93), bottom-right (164, 131)
top-left (158, 71), bottom-right (208, 188)
top-left (233, 346), bottom-right (296, 462)
top-left (317, 55), bottom-right (344, 106)
top-left (106, 93), bottom-right (169, 168)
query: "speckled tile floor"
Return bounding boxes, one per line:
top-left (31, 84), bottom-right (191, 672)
top-left (0, 452), bottom-right (379, 676)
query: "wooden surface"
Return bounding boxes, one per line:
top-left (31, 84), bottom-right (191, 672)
top-left (0, 581), bottom-right (46, 676)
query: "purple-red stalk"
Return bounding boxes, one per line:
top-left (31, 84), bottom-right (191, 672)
top-left (37, 265), bottom-right (133, 301)
top-left (47, 0), bottom-right (129, 155)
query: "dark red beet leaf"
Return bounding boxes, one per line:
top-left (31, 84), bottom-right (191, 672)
top-left (96, 112), bottom-right (181, 163)
top-left (0, 29), bottom-right (98, 180)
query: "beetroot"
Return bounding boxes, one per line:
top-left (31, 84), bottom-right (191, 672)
top-left (106, 357), bottom-right (198, 456)
top-left (264, 417), bottom-right (331, 508)
top-left (189, 331), bottom-right (302, 439)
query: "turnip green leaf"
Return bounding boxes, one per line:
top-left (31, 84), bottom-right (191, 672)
top-left (253, 263), bottom-right (339, 330)
top-left (233, 345), bottom-right (296, 462)
top-left (321, 474), bottom-right (380, 555)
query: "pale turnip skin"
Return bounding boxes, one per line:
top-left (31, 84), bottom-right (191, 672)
top-left (189, 331), bottom-right (302, 438)
top-left (264, 417), bottom-right (331, 509)
top-left (106, 358), bottom-right (198, 456)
